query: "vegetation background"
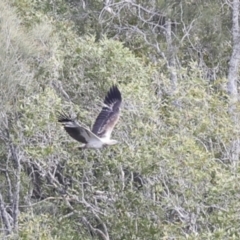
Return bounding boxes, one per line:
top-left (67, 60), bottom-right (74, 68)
top-left (0, 0), bottom-right (240, 239)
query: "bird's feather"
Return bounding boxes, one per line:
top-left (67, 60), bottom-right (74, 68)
top-left (92, 85), bottom-right (122, 139)
top-left (58, 112), bottom-right (101, 144)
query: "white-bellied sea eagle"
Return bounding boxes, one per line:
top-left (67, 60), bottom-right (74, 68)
top-left (57, 85), bottom-right (122, 149)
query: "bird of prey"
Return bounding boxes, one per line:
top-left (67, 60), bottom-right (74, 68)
top-left (58, 85), bottom-right (122, 149)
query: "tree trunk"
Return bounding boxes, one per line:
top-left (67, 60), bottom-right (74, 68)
top-left (227, 0), bottom-right (240, 109)
top-left (166, 19), bottom-right (177, 93)
top-left (227, 0), bottom-right (240, 163)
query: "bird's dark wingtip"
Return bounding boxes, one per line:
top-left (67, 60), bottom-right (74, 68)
top-left (104, 85), bottom-right (122, 104)
top-left (57, 111), bottom-right (72, 123)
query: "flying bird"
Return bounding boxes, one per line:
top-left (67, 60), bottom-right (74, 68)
top-left (58, 85), bottom-right (122, 149)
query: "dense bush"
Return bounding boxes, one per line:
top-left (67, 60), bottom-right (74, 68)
top-left (0, 1), bottom-right (240, 239)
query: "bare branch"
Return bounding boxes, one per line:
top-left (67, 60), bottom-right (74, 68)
top-left (0, 192), bottom-right (12, 235)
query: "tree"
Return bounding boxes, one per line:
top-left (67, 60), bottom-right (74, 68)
top-left (1, 0), bottom-right (240, 239)
top-left (227, 0), bottom-right (240, 110)
top-left (227, 0), bottom-right (240, 164)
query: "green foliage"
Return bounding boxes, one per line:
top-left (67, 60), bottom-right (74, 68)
top-left (18, 212), bottom-right (84, 240)
top-left (0, 1), bottom-right (240, 239)
top-left (18, 87), bottom-right (62, 157)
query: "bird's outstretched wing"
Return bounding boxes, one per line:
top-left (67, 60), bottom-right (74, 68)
top-left (58, 112), bottom-right (101, 144)
top-left (92, 85), bottom-right (122, 139)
